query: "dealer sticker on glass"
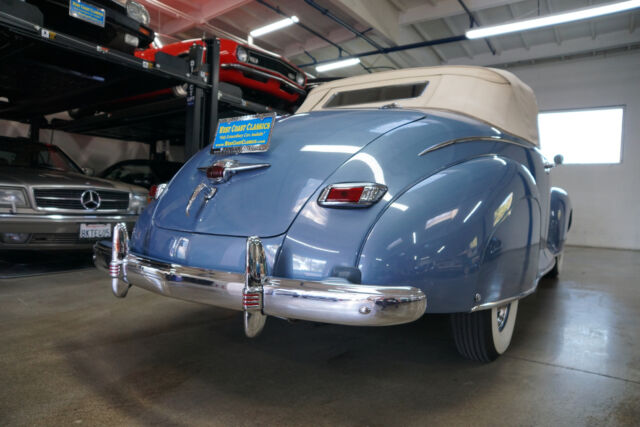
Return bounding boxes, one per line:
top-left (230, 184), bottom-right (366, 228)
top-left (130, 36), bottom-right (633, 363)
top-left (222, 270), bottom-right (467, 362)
top-left (69, 0), bottom-right (106, 28)
top-left (211, 113), bottom-right (276, 154)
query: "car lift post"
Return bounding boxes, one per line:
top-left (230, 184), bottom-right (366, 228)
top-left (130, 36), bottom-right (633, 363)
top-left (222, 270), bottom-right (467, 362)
top-left (184, 38), bottom-right (219, 159)
top-left (205, 38), bottom-right (220, 148)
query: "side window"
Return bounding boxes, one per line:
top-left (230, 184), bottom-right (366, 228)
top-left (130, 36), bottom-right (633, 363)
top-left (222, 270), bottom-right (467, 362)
top-left (323, 82), bottom-right (428, 108)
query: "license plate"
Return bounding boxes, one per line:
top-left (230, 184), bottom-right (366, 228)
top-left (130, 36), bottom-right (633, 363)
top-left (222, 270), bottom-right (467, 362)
top-left (211, 113), bottom-right (276, 154)
top-left (69, 0), bottom-right (106, 28)
top-left (79, 223), bottom-right (111, 239)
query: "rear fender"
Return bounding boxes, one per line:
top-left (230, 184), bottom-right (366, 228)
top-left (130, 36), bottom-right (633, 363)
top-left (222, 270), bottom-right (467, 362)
top-left (357, 156), bottom-right (541, 313)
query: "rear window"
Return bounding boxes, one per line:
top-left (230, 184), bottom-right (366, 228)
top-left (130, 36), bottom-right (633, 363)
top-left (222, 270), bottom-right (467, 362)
top-left (323, 82), bottom-right (428, 108)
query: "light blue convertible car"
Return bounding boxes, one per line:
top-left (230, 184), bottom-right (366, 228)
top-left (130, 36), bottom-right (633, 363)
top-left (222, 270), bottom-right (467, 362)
top-left (95, 66), bottom-right (572, 362)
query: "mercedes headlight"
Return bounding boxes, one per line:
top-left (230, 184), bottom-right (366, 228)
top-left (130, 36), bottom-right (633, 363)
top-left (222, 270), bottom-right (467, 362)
top-left (236, 46), bottom-right (248, 62)
top-left (0, 187), bottom-right (28, 212)
top-left (129, 192), bottom-right (148, 214)
top-left (296, 72), bottom-right (305, 86)
top-left (126, 1), bottom-right (150, 25)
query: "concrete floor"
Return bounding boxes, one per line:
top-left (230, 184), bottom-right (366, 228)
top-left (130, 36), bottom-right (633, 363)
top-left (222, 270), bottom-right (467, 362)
top-left (0, 246), bottom-right (638, 426)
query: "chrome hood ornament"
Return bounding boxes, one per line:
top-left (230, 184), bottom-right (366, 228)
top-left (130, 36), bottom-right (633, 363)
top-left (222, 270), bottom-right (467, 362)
top-left (197, 159), bottom-right (270, 183)
top-left (185, 159), bottom-right (269, 217)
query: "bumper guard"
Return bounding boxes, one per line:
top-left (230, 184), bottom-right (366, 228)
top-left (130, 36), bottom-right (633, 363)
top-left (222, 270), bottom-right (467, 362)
top-left (94, 223), bottom-right (427, 337)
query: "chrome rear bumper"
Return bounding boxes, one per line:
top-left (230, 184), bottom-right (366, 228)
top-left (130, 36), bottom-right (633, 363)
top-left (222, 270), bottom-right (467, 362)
top-left (94, 224), bottom-right (426, 337)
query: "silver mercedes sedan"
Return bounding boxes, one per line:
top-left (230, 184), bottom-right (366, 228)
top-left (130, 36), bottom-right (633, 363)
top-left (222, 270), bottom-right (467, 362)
top-left (0, 138), bottom-right (148, 250)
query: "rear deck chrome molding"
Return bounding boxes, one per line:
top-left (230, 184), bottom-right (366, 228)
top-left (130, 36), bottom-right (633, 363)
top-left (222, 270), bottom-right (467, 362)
top-left (94, 225), bottom-right (427, 336)
top-left (418, 136), bottom-right (531, 157)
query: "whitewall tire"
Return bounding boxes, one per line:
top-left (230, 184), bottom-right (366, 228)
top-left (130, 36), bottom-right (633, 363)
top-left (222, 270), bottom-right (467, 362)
top-left (450, 299), bottom-right (519, 362)
top-left (546, 253), bottom-right (563, 278)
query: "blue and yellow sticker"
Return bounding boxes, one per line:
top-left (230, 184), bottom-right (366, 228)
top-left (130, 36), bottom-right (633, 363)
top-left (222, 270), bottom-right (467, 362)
top-left (212, 113), bottom-right (276, 153)
top-left (69, 0), bottom-right (106, 28)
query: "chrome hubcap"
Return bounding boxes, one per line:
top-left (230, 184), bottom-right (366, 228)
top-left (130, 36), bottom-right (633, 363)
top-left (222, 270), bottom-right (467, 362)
top-left (496, 303), bottom-right (511, 332)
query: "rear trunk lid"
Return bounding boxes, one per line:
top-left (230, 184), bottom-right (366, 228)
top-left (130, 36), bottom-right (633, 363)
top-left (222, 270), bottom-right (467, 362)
top-left (153, 110), bottom-right (425, 237)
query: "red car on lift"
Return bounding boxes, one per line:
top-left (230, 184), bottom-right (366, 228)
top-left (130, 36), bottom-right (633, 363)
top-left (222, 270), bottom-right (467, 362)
top-left (135, 38), bottom-right (307, 111)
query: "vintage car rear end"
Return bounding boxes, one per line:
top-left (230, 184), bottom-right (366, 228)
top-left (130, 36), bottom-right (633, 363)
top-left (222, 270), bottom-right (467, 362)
top-left (95, 66), bottom-right (572, 361)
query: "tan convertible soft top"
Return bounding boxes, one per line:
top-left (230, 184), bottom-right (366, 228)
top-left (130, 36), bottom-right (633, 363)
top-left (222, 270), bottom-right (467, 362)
top-left (298, 66), bottom-right (539, 145)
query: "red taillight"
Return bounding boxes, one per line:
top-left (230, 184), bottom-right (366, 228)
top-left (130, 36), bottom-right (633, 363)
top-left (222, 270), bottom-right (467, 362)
top-left (147, 185), bottom-right (157, 202)
top-left (326, 187), bottom-right (364, 203)
top-left (206, 165), bottom-right (225, 179)
top-left (318, 183), bottom-right (387, 208)
top-left (148, 183), bottom-right (167, 201)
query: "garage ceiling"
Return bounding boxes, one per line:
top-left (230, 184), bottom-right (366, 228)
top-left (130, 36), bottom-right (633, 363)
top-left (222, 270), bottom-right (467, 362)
top-left (139, 0), bottom-right (640, 76)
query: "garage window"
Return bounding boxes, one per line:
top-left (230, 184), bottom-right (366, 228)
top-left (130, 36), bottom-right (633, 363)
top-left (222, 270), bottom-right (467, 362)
top-left (324, 82), bottom-right (428, 108)
top-left (538, 107), bottom-right (624, 164)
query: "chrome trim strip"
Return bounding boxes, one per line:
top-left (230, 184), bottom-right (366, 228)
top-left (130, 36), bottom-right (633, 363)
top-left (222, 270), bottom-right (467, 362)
top-left (31, 207), bottom-right (129, 213)
top-left (0, 213), bottom-right (137, 221)
top-left (35, 196), bottom-right (126, 201)
top-left (94, 241), bottom-right (427, 327)
top-left (418, 136), bottom-right (532, 156)
top-left (221, 63), bottom-right (306, 95)
top-left (469, 286), bottom-right (537, 312)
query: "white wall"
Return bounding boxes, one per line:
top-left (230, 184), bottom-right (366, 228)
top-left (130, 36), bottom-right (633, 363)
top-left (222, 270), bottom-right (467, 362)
top-left (0, 119), bottom-right (149, 173)
top-left (510, 51), bottom-right (640, 250)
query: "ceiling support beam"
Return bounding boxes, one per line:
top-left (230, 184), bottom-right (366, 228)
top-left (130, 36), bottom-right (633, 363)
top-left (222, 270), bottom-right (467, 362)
top-left (283, 27), bottom-right (357, 57)
top-left (327, 0), bottom-right (442, 67)
top-left (507, 3), bottom-right (529, 50)
top-left (442, 17), bottom-right (474, 59)
top-left (473, 9), bottom-right (501, 55)
top-left (587, 0), bottom-right (597, 40)
top-left (448, 29), bottom-right (640, 67)
top-left (256, 0), bottom-right (377, 73)
top-left (399, 0), bottom-right (515, 26)
top-left (411, 25), bottom-right (448, 63)
top-left (153, 0), bottom-right (253, 36)
top-left (296, 34), bottom-right (468, 68)
top-left (544, 0), bottom-right (563, 46)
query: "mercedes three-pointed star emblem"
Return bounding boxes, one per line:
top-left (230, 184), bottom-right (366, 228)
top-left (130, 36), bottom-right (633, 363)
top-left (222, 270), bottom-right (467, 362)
top-left (80, 190), bottom-right (101, 210)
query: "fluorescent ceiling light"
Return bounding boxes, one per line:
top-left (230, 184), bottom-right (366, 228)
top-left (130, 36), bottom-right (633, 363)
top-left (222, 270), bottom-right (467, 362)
top-left (250, 16), bottom-right (299, 37)
top-left (466, 0), bottom-right (640, 39)
top-left (316, 58), bottom-right (361, 72)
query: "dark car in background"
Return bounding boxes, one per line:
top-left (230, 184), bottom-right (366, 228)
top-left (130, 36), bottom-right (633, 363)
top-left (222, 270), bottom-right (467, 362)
top-left (100, 159), bottom-right (183, 189)
top-left (0, 138), bottom-right (147, 250)
top-left (21, 0), bottom-right (154, 53)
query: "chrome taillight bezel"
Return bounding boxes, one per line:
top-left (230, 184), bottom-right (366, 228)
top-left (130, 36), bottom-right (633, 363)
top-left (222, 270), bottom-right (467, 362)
top-left (317, 183), bottom-right (387, 208)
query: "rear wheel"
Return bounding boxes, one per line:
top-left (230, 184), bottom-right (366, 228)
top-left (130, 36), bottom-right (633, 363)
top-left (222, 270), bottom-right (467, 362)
top-left (546, 253), bottom-right (563, 278)
top-left (450, 300), bottom-right (519, 362)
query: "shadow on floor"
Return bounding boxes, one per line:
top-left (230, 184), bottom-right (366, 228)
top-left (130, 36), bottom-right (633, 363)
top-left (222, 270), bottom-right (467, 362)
top-left (0, 250), bottom-right (94, 279)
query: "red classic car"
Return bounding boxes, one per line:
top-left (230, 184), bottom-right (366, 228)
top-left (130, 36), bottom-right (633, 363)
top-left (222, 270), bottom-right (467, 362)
top-left (135, 38), bottom-right (307, 109)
